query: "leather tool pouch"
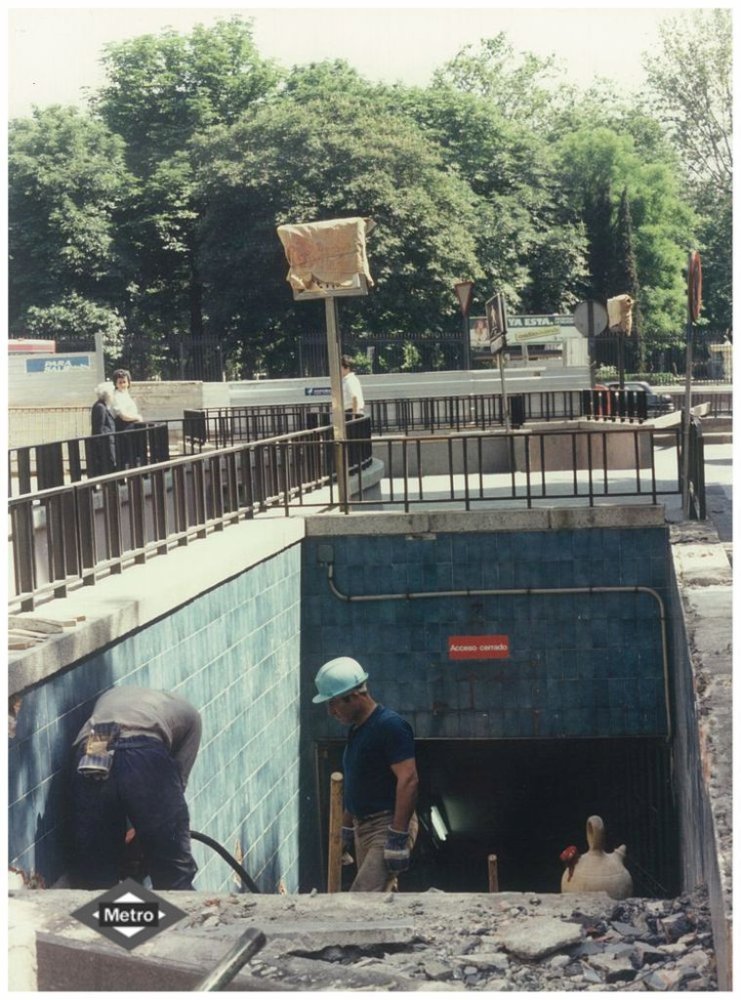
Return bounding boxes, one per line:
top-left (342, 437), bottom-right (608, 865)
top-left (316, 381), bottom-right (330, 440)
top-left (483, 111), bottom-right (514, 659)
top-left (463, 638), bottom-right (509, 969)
top-left (77, 722), bottom-right (120, 780)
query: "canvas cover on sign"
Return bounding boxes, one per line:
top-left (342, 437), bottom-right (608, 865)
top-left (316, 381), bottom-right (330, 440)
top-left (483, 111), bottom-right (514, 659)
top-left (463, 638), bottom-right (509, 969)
top-left (277, 217), bottom-right (375, 294)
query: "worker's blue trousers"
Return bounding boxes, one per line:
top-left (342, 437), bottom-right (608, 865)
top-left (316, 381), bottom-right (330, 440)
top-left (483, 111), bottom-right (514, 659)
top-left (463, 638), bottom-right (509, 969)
top-left (72, 736), bottom-right (197, 890)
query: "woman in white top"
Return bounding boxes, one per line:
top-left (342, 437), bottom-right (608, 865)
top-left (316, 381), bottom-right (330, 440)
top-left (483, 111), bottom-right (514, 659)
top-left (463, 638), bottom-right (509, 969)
top-left (110, 368), bottom-right (146, 467)
top-left (110, 369), bottom-right (144, 429)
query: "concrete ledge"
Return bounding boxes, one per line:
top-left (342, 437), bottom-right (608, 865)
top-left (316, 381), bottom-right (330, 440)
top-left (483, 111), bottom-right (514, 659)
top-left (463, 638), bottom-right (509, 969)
top-left (9, 516), bottom-right (305, 695)
top-left (669, 520), bottom-right (733, 991)
top-left (305, 505), bottom-right (666, 537)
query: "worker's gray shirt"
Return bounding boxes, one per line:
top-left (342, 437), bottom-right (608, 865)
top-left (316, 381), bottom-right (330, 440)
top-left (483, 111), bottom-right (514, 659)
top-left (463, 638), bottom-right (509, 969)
top-left (73, 687), bottom-right (202, 785)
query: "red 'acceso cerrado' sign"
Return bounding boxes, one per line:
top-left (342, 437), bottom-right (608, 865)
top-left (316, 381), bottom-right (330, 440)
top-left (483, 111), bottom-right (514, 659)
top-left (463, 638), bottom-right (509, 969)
top-left (448, 635), bottom-right (510, 660)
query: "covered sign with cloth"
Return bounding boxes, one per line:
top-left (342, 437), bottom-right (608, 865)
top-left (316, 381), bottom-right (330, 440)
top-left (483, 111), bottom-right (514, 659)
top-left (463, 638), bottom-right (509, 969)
top-left (277, 217), bottom-right (375, 297)
top-left (607, 294), bottom-right (634, 334)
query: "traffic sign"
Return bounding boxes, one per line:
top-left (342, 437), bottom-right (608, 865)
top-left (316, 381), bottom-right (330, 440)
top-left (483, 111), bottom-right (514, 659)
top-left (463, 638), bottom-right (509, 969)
top-left (454, 280), bottom-right (474, 317)
top-left (573, 300), bottom-right (608, 337)
top-left (485, 293), bottom-right (507, 355)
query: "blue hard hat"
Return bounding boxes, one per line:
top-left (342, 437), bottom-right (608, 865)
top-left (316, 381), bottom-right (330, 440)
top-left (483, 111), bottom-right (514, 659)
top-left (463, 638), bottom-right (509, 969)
top-left (313, 657), bottom-right (369, 703)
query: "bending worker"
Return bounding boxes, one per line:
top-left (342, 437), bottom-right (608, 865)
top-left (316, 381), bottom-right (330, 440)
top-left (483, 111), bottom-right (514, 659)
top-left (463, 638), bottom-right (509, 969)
top-left (313, 657), bottom-right (418, 891)
top-left (71, 686), bottom-right (201, 890)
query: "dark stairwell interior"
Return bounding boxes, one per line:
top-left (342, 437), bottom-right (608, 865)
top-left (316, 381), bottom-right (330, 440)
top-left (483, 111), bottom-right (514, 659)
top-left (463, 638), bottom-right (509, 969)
top-left (316, 737), bottom-right (678, 898)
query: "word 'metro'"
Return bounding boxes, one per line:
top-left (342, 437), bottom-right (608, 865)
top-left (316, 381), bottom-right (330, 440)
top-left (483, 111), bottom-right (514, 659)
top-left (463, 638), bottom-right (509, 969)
top-left (72, 878), bottom-right (187, 951)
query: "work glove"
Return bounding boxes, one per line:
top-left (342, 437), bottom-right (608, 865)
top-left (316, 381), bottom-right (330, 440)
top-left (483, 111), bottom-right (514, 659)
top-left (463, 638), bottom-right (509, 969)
top-left (341, 826), bottom-right (355, 866)
top-left (384, 827), bottom-right (411, 874)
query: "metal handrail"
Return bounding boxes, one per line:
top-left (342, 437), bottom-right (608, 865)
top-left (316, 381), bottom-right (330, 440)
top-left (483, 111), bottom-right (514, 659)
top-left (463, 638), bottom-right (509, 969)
top-left (11, 386), bottom-right (723, 498)
top-left (8, 424), bottom-right (337, 611)
top-left (9, 422), bottom-right (698, 613)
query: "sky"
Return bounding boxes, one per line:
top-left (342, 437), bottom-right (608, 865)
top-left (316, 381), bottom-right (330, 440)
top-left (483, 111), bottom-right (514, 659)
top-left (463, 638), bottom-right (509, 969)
top-left (6, 3), bottom-right (722, 118)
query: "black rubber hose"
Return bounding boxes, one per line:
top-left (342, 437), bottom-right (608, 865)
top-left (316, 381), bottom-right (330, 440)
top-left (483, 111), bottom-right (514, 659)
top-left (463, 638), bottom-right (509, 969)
top-left (190, 829), bottom-right (261, 894)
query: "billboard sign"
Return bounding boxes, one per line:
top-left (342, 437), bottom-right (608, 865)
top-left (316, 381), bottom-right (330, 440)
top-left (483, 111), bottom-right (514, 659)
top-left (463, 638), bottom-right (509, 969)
top-left (25, 356), bottom-right (92, 374)
top-left (470, 313), bottom-right (580, 357)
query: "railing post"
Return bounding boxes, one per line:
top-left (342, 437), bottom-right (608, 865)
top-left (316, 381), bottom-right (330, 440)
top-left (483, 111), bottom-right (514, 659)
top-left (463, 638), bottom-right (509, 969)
top-left (11, 499), bottom-right (37, 606)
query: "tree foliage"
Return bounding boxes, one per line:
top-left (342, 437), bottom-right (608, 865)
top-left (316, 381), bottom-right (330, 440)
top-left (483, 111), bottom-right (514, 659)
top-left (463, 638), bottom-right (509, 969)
top-left (8, 105), bottom-right (130, 338)
top-left (7, 14), bottom-right (729, 376)
top-left (194, 76), bottom-right (483, 374)
top-left (643, 8), bottom-right (732, 330)
top-left (644, 8), bottom-right (732, 197)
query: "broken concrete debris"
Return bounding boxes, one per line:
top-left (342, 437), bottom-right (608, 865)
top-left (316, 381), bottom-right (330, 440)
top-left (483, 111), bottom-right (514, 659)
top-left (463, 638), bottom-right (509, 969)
top-left (11, 884), bottom-right (718, 991)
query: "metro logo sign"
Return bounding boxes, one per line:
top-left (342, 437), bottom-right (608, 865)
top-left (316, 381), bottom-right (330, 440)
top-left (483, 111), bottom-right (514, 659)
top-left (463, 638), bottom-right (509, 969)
top-left (448, 635), bottom-right (510, 660)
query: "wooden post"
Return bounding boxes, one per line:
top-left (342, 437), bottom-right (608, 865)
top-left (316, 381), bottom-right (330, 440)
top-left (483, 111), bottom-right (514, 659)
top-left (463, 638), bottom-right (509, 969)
top-left (327, 771), bottom-right (344, 893)
top-left (488, 854), bottom-right (499, 893)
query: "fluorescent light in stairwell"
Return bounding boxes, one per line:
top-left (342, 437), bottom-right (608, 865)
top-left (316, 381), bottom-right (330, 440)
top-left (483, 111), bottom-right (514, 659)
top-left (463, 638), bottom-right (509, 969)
top-left (430, 805), bottom-right (448, 842)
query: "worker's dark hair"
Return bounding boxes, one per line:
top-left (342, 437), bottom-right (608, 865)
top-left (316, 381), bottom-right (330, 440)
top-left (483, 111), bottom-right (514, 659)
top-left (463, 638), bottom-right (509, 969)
top-left (341, 355), bottom-right (354, 370)
top-left (112, 369), bottom-right (131, 384)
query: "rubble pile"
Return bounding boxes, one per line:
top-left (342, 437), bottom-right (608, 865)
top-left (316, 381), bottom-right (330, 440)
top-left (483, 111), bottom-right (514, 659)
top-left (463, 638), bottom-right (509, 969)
top-left (10, 885), bottom-right (719, 991)
top-left (182, 886), bottom-right (717, 992)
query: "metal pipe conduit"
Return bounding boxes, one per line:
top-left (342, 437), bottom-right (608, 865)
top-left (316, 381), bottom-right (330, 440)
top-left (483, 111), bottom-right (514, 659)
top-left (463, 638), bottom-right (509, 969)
top-left (324, 563), bottom-right (672, 742)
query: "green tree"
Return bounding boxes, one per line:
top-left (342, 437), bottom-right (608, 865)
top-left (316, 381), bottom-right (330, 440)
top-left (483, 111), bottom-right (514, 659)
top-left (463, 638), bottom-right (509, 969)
top-left (644, 9), bottom-right (732, 197)
top-left (612, 188), bottom-right (643, 372)
top-left (194, 75), bottom-right (484, 375)
top-left (8, 105), bottom-right (131, 355)
top-left (395, 81), bottom-right (588, 315)
top-left (25, 294), bottom-right (126, 361)
top-left (557, 127), bottom-right (696, 349)
top-left (95, 16), bottom-right (281, 375)
top-left (433, 34), bottom-right (568, 131)
top-left (643, 8), bottom-right (732, 330)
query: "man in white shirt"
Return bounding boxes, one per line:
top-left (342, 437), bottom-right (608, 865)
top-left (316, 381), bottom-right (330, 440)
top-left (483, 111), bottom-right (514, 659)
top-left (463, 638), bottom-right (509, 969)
top-left (341, 356), bottom-right (365, 418)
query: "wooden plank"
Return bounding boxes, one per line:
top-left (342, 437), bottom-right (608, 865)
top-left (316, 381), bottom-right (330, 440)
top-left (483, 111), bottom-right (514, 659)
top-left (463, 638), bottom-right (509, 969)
top-left (8, 615), bottom-right (80, 632)
top-left (9, 637), bottom-right (43, 649)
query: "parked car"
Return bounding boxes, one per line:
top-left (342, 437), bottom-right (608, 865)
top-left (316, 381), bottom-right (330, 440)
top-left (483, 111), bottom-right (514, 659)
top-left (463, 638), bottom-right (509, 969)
top-left (605, 381), bottom-right (675, 417)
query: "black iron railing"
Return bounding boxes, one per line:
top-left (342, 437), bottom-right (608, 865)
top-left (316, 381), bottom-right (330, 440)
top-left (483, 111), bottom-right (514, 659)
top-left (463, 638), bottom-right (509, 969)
top-left (9, 424), bottom-right (338, 611)
top-left (186, 389), bottom-right (654, 448)
top-left (9, 422), bottom-right (705, 612)
top-left (8, 423), bottom-right (171, 497)
top-left (12, 386), bottom-right (726, 498)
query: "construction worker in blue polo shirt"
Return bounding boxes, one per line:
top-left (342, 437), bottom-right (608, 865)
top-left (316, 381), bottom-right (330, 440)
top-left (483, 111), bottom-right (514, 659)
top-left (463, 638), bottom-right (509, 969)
top-left (313, 657), bottom-right (418, 891)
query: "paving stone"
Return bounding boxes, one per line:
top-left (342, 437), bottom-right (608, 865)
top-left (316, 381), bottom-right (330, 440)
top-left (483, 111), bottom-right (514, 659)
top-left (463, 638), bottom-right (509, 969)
top-left (466, 950), bottom-right (510, 971)
top-left (632, 941), bottom-right (667, 966)
top-left (422, 960), bottom-right (454, 981)
top-left (611, 920), bottom-right (644, 937)
top-left (659, 912), bottom-right (695, 942)
top-left (587, 951), bottom-right (638, 983)
top-left (497, 917), bottom-right (583, 960)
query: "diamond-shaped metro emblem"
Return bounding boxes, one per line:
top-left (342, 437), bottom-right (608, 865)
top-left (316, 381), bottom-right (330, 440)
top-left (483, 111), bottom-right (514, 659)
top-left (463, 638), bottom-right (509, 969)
top-left (71, 877), bottom-right (187, 950)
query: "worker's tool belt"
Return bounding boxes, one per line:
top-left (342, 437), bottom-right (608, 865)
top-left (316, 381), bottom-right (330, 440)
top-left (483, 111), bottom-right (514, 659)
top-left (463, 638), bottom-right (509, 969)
top-left (77, 722), bottom-right (120, 780)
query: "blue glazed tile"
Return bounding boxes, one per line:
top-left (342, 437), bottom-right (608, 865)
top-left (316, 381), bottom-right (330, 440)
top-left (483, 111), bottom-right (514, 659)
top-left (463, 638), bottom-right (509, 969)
top-left (518, 709), bottom-right (536, 737)
top-left (572, 531), bottom-right (591, 560)
top-left (590, 618), bottom-right (609, 648)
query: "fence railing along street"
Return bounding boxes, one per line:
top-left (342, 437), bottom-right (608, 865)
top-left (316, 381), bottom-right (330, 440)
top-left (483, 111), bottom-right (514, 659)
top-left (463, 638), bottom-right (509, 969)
top-left (8, 419), bottom-right (705, 613)
top-left (9, 388), bottom-right (730, 498)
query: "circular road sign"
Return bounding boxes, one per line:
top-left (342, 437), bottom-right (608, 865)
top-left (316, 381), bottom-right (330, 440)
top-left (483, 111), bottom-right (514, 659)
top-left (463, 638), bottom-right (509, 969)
top-left (573, 300), bottom-right (608, 337)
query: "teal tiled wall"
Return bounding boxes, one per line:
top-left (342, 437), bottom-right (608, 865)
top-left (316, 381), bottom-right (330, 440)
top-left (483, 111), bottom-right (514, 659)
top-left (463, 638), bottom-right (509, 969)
top-left (8, 543), bottom-right (302, 892)
top-left (302, 527), bottom-right (671, 742)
